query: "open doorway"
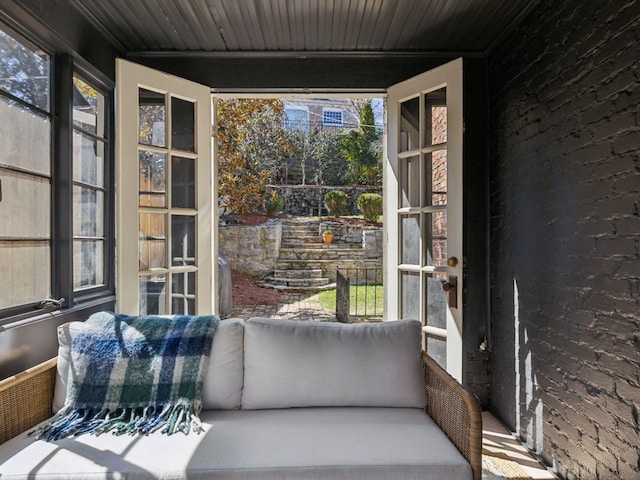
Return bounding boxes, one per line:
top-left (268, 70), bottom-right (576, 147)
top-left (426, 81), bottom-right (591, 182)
top-left (117, 59), bottom-right (463, 380)
top-left (215, 96), bottom-right (385, 323)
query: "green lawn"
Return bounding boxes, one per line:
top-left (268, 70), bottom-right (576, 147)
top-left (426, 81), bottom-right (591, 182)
top-left (319, 284), bottom-right (383, 318)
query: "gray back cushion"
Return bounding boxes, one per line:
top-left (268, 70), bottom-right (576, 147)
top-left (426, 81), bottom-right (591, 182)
top-left (201, 317), bottom-right (244, 409)
top-left (241, 318), bottom-right (425, 409)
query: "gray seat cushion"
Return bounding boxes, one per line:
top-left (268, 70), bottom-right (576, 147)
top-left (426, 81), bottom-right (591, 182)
top-left (0, 408), bottom-right (471, 480)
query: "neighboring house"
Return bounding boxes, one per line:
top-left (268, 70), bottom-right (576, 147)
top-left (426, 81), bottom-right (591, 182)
top-left (283, 98), bottom-right (383, 132)
top-left (281, 98), bottom-right (383, 185)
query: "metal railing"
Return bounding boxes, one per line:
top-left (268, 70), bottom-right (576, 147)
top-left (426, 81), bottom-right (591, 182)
top-left (335, 267), bottom-right (382, 323)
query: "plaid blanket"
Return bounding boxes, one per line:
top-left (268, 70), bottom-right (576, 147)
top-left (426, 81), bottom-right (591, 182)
top-left (34, 312), bottom-right (219, 441)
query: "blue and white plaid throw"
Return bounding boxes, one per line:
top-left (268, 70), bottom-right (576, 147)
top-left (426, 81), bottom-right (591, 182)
top-left (34, 311), bottom-right (219, 441)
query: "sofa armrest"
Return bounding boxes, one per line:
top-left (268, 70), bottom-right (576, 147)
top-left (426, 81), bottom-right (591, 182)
top-left (0, 358), bottom-right (57, 445)
top-left (422, 351), bottom-right (482, 480)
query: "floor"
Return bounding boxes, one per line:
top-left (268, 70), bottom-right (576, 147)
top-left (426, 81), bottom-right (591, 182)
top-left (482, 412), bottom-right (557, 479)
top-left (230, 296), bottom-right (558, 479)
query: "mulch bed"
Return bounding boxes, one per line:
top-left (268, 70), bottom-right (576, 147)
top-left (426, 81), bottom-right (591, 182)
top-left (231, 271), bottom-right (280, 306)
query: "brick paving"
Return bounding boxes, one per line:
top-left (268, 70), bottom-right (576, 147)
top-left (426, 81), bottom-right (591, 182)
top-left (229, 292), bottom-right (336, 322)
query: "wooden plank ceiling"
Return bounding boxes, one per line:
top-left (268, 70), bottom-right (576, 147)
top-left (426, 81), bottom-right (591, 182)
top-left (68, 0), bottom-right (539, 55)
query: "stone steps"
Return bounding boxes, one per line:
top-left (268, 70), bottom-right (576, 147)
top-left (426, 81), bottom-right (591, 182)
top-left (274, 268), bottom-right (324, 279)
top-left (281, 235), bottom-right (322, 245)
top-left (260, 218), bottom-right (369, 293)
top-left (265, 276), bottom-right (331, 288)
top-left (275, 260), bottom-right (324, 270)
top-left (281, 228), bottom-right (320, 238)
top-left (258, 281), bottom-right (337, 293)
top-left (278, 246), bottom-right (365, 261)
top-left (260, 219), bottom-right (330, 292)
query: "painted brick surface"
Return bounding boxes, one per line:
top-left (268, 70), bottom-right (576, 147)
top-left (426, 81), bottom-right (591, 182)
top-left (489, 0), bottom-right (640, 478)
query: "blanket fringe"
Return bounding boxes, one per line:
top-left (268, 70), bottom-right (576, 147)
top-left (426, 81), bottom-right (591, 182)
top-left (31, 402), bottom-right (201, 441)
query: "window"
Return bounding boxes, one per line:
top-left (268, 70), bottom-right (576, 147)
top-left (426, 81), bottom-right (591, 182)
top-left (72, 75), bottom-right (108, 291)
top-left (284, 107), bottom-right (309, 132)
top-left (0, 22), bottom-right (114, 321)
top-left (322, 108), bottom-right (343, 127)
top-left (0, 26), bottom-right (52, 312)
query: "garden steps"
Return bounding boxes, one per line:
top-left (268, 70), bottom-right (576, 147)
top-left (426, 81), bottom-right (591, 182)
top-left (259, 218), bottom-right (357, 293)
top-left (273, 268), bottom-right (324, 279)
top-left (262, 276), bottom-right (332, 289)
top-left (275, 260), bottom-right (324, 271)
top-left (277, 246), bottom-right (363, 261)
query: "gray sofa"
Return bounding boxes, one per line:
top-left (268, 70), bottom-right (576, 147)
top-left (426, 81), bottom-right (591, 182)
top-left (0, 317), bottom-right (482, 479)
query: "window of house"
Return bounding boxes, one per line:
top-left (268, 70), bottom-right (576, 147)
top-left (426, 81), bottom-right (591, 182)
top-left (284, 107), bottom-right (309, 132)
top-left (0, 26), bottom-right (52, 313)
top-left (322, 108), bottom-right (343, 127)
top-left (72, 75), bottom-right (108, 291)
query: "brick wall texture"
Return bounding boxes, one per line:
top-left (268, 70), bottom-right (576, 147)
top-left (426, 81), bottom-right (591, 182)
top-left (488, 1), bottom-right (640, 479)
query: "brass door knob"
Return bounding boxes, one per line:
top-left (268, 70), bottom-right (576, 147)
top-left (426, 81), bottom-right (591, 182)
top-left (442, 281), bottom-right (455, 292)
top-left (447, 256), bottom-right (458, 267)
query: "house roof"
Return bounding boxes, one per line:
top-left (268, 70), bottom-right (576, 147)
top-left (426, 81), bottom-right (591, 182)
top-left (68, 0), bottom-right (540, 56)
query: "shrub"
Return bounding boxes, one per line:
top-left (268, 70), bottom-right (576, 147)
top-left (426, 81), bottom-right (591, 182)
top-left (357, 193), bottom-right (382, 223)
top-left (264, 190), bottom-right (283, 216)
top-left (324, 190), bottom-right (348, 216)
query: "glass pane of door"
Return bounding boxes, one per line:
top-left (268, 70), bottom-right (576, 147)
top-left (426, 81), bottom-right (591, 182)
top-left (139, 89), bottom-right (166, 147)
top-left (424, 88), bottom-right (447, 146)
top-left (139, 274), bottom-right (167, 315)
top-left (171, 156), bottom-right (195, 209)
top-left (400, 271), bottom-right (420, 320)
top-left (399, 96), bottom-right (419, 152)
top-left (400, 155), bottom-right (421, 208)
top-left (139, 151), bottom-right (166, 207)
top-left (172, 271), bottom-right (195, 314)
top-left (171, 97), bottom-right (195, 152)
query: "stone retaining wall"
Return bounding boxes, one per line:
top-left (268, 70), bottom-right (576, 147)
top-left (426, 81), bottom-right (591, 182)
top-left (268, 185), bottom-right (382, 216)
top-left (219, 221), bottom-right (383, 281)
top-left (218, 222), bottom-right (282, 275)
top-left (319, 221), bottom-right (383, 259)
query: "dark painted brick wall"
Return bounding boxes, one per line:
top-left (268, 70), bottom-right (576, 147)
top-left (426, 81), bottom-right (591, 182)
top-left (488, 0), bottom-right (640, 479)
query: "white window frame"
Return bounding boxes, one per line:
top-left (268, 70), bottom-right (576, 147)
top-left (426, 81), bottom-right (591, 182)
top-left (284, 106), bottom-right (309, 132)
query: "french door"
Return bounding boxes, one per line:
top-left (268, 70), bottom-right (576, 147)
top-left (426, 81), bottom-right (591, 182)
top-left (116, 59), bottom-right (216, 316)
top-left (385, 58), bottom-right (463, 381)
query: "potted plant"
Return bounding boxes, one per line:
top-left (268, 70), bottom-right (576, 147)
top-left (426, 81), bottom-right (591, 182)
top-left (322, 229), bottom-right (334, 244)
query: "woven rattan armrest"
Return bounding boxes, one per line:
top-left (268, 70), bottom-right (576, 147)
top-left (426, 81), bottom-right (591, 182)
top-left (0, 358), bottom-right (57, 445)
top-left (422, 351), bottom-right (482, 480)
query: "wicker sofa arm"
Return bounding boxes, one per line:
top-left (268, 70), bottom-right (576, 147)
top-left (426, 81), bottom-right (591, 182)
top-left (422, 351), bottom-right (482, 480)
top-left (0, 358), bottom-right (57, 445)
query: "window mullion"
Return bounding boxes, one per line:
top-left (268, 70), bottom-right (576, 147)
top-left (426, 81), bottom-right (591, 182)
top-left (53, 53), bottom-right (74, 306)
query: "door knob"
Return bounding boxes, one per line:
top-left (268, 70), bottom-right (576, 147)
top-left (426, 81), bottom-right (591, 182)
top-left (447, 256), bottom-right (458, 267)
top-left (441, 276), bottom-right (457, 308)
